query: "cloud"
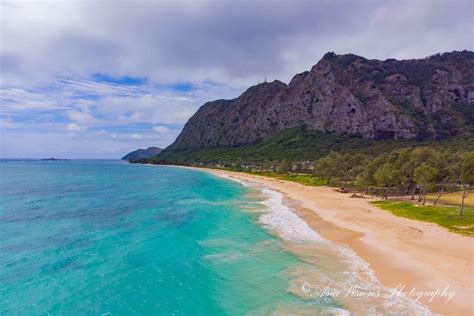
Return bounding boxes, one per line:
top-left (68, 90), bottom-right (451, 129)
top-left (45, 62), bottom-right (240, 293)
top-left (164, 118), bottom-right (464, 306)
top-left (153, 125), bottom-right (171, 134)
top-left (0, 74), bottom-right (239, 158)
top-left (0, 88), bottom-right (61, 112)
top-left (57, 79), bottom-right (142, 97)
top-left (2, 0), bottom-right (472, 87)
top-left (1, 0), bottom-right (472, 158)
top-left (130, 133), bottom-right (143, 139)
top-left (96, 93), bottom-right (196, 125)
top-left (0, 119), bottom-right (24, 129)
top-left (66, 109), bottom-right (96, 125)
top-left (65, 123), bottom-right (84, 132)
top-left (0, 122), bottom-right (181, 159)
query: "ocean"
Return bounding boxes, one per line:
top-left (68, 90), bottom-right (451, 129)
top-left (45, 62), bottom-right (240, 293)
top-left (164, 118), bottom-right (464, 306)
top-left (0, 160), bottom-right (431, 315)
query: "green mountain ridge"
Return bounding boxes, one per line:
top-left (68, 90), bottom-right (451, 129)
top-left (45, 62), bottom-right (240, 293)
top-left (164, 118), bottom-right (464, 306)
top-left (122, 147), bottom-right (162, 161)
top-left (147, 126), bottom-right (474, 165)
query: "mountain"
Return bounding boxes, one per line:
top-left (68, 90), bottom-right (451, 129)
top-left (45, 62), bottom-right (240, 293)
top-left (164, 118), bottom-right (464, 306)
top-left (122, 147), bottom-right (162, 161)
top-left (167, 51), bottom-right (473, 153)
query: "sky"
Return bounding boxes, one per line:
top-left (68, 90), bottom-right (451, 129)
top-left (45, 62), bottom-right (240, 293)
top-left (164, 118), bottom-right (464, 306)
top-left (1, 0), bottom-right (473, 159)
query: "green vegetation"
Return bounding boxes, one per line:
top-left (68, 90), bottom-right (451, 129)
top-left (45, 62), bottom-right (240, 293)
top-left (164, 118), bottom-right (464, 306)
top-left (373, 201), bottom-right (474, 236)
top-left (314, 148), bottom-right (474, 215)
top-left (147, 126), bottom-right (474, 164)
top-left (245, 171), bottom-right (326, 186)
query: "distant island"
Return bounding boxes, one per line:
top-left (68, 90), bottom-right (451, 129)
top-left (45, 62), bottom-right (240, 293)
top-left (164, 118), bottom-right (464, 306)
top-left (122, 147), bottom-right (162, 161)
top-left (41, 157), bottom-right (69, 161)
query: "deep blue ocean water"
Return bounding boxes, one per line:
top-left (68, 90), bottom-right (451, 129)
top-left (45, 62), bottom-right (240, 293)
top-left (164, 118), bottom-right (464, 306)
top-left (0, 160), bottom-right (323, 315)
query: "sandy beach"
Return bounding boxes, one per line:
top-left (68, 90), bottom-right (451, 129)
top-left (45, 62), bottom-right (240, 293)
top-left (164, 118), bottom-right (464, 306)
top-left (194, 167), bottom-right (473, 315)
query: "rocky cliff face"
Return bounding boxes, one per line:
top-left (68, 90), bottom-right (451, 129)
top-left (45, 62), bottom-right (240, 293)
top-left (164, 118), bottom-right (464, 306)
top-left (168, 51), bottom-right (474, 150)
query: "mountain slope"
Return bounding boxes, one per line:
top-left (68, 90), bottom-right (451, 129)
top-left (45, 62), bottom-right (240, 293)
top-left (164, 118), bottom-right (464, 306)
top-left (153, 126), bottom-right (474, 164)
top-left (167, 51), bottom-right (473, 152)
top-left (122, 147), bottom-right (162, 161)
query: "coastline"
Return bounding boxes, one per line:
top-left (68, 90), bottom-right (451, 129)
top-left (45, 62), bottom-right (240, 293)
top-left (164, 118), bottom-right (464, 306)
top-left (185, 166), bottom-right (473, 315)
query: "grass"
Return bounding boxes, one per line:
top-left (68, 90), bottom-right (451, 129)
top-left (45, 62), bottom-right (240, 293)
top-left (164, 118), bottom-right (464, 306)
top-left (372, 201), bottom-right (474, 236)
top-left (245, 171), bottom-right (326, 186)
top-left (425, 192), bottom-right (474, 207)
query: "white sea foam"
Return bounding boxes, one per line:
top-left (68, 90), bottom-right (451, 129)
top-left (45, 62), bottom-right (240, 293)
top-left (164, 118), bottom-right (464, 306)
top-left (258, 188), bottom-right (322, 241)
top-left (331, 308), bottom-right (352, 316)
top-left (210, 172), bottom-right (322, 241)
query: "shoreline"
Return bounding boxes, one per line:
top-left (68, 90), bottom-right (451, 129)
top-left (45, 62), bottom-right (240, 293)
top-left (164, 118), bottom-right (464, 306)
top-left (184, 166), bottom-right (473, 315)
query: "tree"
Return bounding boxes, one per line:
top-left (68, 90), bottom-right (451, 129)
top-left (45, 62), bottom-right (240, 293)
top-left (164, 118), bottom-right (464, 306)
top-left (374, 163), bottom-right (403, 199)
top-left (262, 159), bottom-right (272, 171)
top-left (346, 154), bottom-right (368, 187)
top-left (460, 154), bottom-right (474, 216)
top-left (278, 159), bottom-right (290, 173)
top-left (433, 181), bottom-right (445, 206)
top-left (413, 163), bottom-right (439, 205)
top-left (314, 151), bottom-right (364, 186)
top-left (315, 153), bottom-right (337, 183)
top-left (357, 154), bottom-right (388, 193)
top-left (233, 160), bottom-right (243, 172)
top-left (314, 155), bottom-right (336, 181)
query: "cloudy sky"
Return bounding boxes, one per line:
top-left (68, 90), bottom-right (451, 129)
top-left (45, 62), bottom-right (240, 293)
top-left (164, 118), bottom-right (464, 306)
top-left (1, 0), bottom-right (473, 158)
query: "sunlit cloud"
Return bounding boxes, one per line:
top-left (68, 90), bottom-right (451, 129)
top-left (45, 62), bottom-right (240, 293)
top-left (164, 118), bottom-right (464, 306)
top-left (65, 123), bottom-right (85, 132)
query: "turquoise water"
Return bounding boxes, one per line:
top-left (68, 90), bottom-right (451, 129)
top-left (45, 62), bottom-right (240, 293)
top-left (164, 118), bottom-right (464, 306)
top-left (0, 160), bottom-right (337, 315)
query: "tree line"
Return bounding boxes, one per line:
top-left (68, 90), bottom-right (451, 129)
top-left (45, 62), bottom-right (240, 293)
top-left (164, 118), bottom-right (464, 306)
top-left (253, 147), bottom-right (473, 215)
